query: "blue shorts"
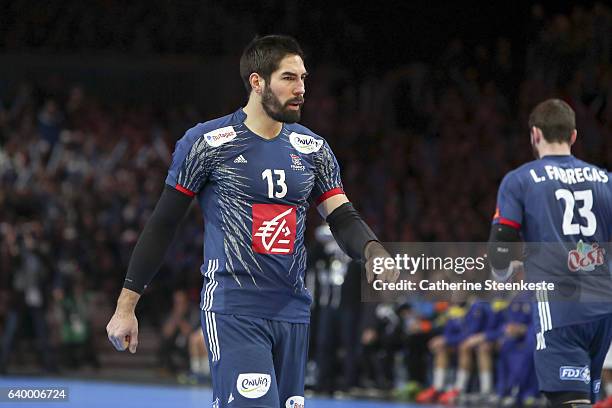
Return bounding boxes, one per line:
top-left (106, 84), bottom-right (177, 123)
top-left (534, 314), bottom-right (612, 401)
top-left (201, 311), bottom-right (309, 408)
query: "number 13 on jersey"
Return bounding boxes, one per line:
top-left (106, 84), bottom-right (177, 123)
top-left (262, 169), bottom-right (287, 199)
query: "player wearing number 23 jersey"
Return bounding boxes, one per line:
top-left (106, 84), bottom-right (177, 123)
top-left (491, 99), bottom-right (612, 404)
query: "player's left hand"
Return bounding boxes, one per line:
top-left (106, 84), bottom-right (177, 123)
top-left (364, 241), bottom-right (400, 284)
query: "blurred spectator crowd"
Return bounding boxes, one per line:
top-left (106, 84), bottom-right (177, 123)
top-left (1, 2), bottom-right (611, 404)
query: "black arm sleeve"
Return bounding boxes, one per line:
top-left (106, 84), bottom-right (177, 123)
top-left (487, 224), bottom-right (522, 270)
top-left (326, 202), bottom-right (379, 262)
top-left (123, 185), bottom-right (193, 294)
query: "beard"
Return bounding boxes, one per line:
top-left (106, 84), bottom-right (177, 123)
top-left (261, 85), bottom-right (303, 123)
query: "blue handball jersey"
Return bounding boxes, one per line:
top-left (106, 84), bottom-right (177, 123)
top-left (493, 155), bottom-right (612, 331)
top-left (165, 108), bottom-right (343, 323)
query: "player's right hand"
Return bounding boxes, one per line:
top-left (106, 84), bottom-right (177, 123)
top-left (106, 311), bottom-right (139, 354)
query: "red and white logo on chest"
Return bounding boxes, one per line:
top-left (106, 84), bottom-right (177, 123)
top-left (252, 204), bottom-right (296, 254)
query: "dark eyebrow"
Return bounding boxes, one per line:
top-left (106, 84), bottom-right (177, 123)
top-left (281, 71), bottom-right (309, 77)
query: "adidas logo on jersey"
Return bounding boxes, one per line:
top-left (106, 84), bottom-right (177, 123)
top-left (233, 155), bottom-right (248, 164)
top-left (228, 393), bottom-right (234, 404)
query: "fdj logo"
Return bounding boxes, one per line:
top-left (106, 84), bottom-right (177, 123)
top-left (568, 240), bottom-right (605, 272)
top-left (560, 366), bottom-right (590, 384)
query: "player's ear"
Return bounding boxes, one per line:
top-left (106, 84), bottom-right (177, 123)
top-left (569, 129), bottom-right (577, 146)
top-left (531, 126), bottom-right (541, 144)
top-left (249, 73), bottom-right (264, 95)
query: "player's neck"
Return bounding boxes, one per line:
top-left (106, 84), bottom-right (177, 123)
top-left (243, 99), bottom-right (283, 140)
top-left (538, 142), bottom-right (571, 158)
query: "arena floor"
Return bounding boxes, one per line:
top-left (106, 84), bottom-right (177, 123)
top-left (0, 376), bottom-right (441, 408)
